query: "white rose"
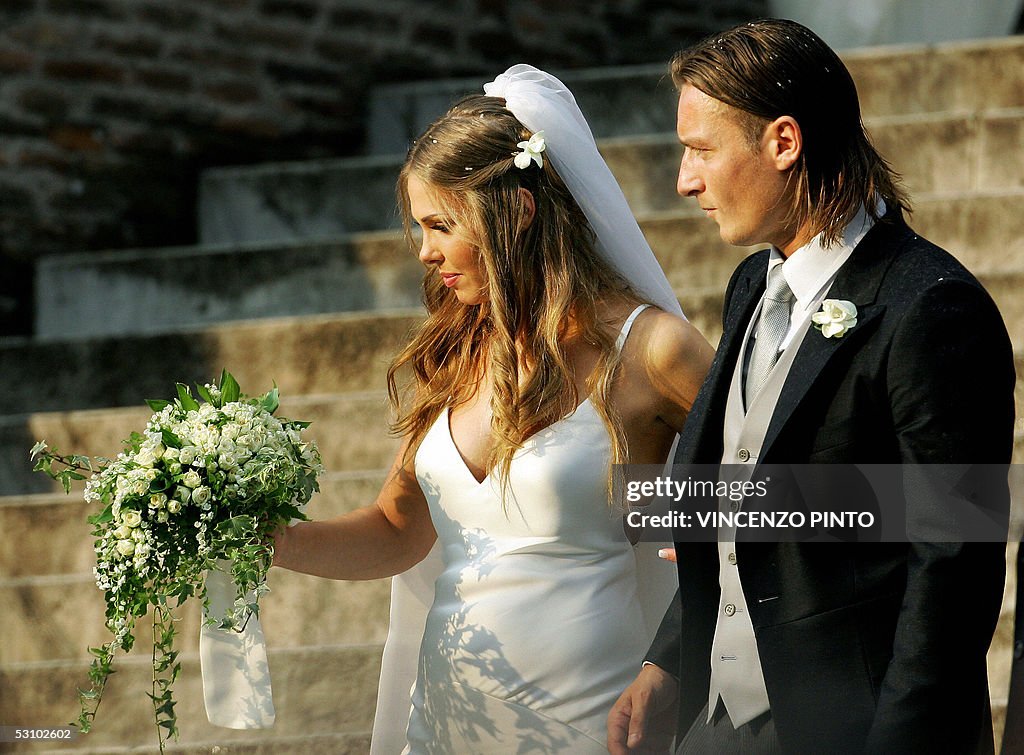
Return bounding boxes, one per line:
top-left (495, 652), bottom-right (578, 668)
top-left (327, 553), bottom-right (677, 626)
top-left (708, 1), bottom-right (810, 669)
top-left (150, 493), bottom-right (167, 509)
top-left (182, 469), bottom-right (202, 489)
top-left (116, 539), bottom-right (136, 557)
top-left (811, 299), bottom-right (858, 338)
top-left (157, 510), bottom-right (169, 523)
top-left (179, 447), bottom-right (197, 466)
top-left (174, 485), bottom-right (191, 502)
top-left (163, 446), bottom-right (179, 461)
top-left (191, 485), bottom-right (212, 506)
top-left (122, 510), bottom-right (142, 528)
top-left (135, 448), bottom-right (155, 467)
top-left (167, 499), bottom-right (182, 514)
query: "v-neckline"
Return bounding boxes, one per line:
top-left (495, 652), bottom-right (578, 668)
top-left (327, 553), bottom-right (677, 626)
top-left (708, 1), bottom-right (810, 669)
top-left (440, 302), bottom-right (649, 487)
top-left (445, 398), bottom-right (594, 486)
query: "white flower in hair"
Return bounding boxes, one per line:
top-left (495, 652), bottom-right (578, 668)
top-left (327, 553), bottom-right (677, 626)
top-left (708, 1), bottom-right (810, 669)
top-left (514, 130), bottom-right (546, 169)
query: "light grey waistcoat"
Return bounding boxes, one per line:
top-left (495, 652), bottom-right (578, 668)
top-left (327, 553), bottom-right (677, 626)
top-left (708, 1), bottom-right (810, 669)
top-left (706, 297), bottom-right (816, 727)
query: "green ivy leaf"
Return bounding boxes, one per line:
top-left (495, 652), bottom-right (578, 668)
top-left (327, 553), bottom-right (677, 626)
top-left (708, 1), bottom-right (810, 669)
top-left (261, 385), bottom-right (280, 415)
top-left (146, 399), bottom-right (171, 412)
top-left (161, 429), bottom-right (182, 449)
top-left (176, 384), bottom-right (199, 412)
top-left (68, 454), bottom-right (94, 471)
top-left (220, 370), bottom-right (241, 404)
top-left (88, 504), bottom-right (114, 525)
top-left (33, 455), bottom-right (53, 476)
top-left (195, 383), bottom-right (214, 404)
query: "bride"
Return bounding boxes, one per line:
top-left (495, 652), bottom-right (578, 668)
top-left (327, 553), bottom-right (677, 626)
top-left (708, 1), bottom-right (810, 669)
top-left (272, 65), bottom-right (713, 752)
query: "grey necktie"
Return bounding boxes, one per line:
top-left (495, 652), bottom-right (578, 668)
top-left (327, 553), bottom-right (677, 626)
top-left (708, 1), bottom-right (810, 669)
top-left (745, 265), bottom-right (794, 405)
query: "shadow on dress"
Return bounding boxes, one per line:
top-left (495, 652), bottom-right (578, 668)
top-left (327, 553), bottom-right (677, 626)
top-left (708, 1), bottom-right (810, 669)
top-left (410, 476), bottom-right (580, 754)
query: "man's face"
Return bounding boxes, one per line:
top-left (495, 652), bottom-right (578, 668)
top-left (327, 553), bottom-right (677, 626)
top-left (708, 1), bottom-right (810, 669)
top-left (675, 84), bottom-right (793, 250)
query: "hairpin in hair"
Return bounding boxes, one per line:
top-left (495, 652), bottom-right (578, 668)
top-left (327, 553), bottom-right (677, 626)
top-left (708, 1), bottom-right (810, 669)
top-left (513, 131), bottom-right (546, 169)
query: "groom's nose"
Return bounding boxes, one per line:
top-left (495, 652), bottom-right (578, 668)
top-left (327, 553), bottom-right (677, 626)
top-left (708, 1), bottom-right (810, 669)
top-left (677, 159), bottom-right (703, 197)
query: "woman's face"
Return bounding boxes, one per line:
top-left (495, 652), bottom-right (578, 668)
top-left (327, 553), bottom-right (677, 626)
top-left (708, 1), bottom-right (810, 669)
top-left (407, 174), bottom-right (487, 305)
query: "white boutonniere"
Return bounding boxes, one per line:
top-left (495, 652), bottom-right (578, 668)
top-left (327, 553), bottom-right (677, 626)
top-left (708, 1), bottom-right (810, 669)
top-left (513, 130), bottom-right (546, 169)
top-left (812, 299), bottom-right (858, 338)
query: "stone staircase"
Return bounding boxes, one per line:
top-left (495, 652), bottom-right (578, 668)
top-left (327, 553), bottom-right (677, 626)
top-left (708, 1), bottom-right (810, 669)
top-left (2, 35), bottom-right (1022, 753)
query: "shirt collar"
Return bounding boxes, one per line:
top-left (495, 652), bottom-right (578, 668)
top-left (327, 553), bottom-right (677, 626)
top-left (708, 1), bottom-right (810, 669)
top-left (768, 199), bottom-right (881, 313)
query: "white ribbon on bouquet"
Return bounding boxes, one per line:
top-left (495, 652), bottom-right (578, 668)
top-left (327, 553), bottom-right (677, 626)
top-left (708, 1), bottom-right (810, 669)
top-left (199, 561), bottom-right (276, 729)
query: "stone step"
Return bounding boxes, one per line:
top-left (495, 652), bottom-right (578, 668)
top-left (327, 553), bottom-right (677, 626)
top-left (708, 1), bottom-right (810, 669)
top-left (196, 106), bottom-right (1024, 246)
top-left (0, 470), bottom-right (393, 664)
top-left (12, 258), bottom-right (1024, 425)
top-left (0, 554), bottom-right (1015, 749)
top-left (4, 415), bottom-right (1023, 571)
top-left (34, 189), bottom-right (1024, 340)
top-left (361, 36), bottom-right (1024, 158)
top-left (30, 732), bottom-right (372, 754)
top-left (4, 319), bottom-right (1024, 493)
top-left (0, 309), bottom-right (423, 416)
top-left (0, 393), bottom-right (398, 496)
top-left (0, 644), bottom-right (382, 750)
top-left (0, 470), bottom-right (386, 575)
top-left (0, 568), bottom-right (390, 665)
top-left (34, 232), bottom-right (424, 339)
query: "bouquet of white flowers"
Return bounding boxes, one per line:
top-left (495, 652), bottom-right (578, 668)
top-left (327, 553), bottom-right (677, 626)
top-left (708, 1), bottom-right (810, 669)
top-left (31, 370), bottom-right (322, 750)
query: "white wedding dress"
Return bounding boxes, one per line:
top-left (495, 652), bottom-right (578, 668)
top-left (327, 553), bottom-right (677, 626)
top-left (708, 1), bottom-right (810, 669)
top-left (374, 305), bottom-right (675, 752)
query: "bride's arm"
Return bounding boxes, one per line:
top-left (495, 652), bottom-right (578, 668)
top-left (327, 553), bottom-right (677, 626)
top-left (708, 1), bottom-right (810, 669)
top-left (641, 311), bottom-right (715, 431)
top-left (272, 437), bottom-right (436, 581)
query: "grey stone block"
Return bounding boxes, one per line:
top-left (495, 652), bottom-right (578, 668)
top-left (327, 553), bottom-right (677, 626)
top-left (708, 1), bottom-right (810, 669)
top-left (0, 568), bottom-right (391, 664)
top-left (365, 37), bottom-right (1024, 156)
top-left (845, 36), bottom-right (1024, 117)
top-left (0, 310), bottom-right (423, 415)
top-left (199, 155), bottom-right (406, 245)
top-left (194, 109), bottom-right (1022, 252)
top-left (0, 645), bottom-right (383, 748)
top-left (35, 234), bottom-right (422, 339)
top-left (366, 63), bottom-right (679, 156)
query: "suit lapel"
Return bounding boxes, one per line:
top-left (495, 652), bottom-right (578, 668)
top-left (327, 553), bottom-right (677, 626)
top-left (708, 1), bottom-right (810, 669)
top-left (759, 213), bottom-right (910, 459)
top-left (683, 254), bottom-right (767, 462)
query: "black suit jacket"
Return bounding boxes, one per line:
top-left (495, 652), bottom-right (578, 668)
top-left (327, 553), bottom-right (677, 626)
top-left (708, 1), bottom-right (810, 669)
top-left (648, 212), bottom-right (1016, 753)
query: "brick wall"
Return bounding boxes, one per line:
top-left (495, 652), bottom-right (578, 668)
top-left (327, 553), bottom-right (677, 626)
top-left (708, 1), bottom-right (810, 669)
top-left (0, 0), bottom-right (766, 335)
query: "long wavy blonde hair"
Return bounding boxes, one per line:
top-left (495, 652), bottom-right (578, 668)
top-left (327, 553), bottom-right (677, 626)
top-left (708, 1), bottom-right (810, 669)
top-left (387, 95), bottom-right (644, 497)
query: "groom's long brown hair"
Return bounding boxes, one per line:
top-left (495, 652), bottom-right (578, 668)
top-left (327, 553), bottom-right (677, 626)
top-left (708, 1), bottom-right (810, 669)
top-left (671, 18), bottom-right (911, 246)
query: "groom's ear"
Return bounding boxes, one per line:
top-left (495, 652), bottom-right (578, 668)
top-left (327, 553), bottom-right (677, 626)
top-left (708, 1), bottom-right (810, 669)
top-left (765, 115), bottom-right (802, 172)
top-left (517, 188), bottom-right (536, 229)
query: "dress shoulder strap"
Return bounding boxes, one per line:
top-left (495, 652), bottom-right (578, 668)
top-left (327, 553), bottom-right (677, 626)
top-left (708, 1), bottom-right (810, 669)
top-left (614, 304), bottom-right (651, 356)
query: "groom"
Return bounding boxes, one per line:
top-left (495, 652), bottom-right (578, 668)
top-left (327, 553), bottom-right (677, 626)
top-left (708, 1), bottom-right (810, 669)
top-left (609, 18), bottom-right (1015, 754)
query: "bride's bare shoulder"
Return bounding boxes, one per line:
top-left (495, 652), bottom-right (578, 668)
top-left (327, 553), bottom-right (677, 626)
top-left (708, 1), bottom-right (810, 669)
top-left (621, 307), bottom-right (715, 425)
top-left (629, 308), bottom-right (711, 366)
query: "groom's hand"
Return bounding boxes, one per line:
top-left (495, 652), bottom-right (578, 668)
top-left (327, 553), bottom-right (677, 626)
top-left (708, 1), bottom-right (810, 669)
top-left (607, 663), bottom-right (678, 754)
